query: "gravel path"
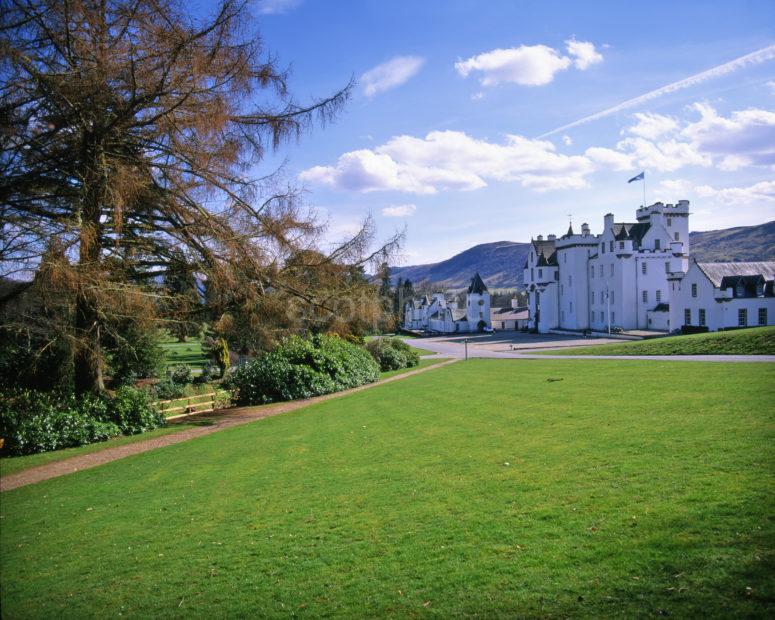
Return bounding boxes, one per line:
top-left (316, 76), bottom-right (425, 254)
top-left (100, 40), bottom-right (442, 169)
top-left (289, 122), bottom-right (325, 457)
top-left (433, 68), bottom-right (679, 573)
top-left (0, 359), bottom-right (458, 493)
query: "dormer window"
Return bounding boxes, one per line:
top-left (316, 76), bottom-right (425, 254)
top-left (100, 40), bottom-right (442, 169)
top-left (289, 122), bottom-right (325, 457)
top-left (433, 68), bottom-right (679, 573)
top-left (736, 282), bottom-right (745, 297)
top-left (619, 241), bottom-right (624, 249)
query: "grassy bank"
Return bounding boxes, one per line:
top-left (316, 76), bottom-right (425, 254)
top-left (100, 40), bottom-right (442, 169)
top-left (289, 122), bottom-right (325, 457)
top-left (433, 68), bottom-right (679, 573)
top-left (542, 325), bottom-right (775, 356)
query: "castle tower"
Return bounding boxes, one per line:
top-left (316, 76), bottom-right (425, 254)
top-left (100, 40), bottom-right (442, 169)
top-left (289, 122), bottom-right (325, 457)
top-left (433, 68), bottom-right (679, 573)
top-left (466, 272), bottom-right (491, 330)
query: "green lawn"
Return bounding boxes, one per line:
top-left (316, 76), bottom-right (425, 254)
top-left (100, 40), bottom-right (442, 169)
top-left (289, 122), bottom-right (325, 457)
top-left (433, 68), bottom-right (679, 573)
top-left (378, 357), bottom-right (450, 379)
top-left (160, 336), bottom-right (208, 371)
top-left (0, 423), bottom-right (201, 477)
top-left (543, 325), bottom-right (775, 356)
top-left (1, 359), bottom-right (773, 617)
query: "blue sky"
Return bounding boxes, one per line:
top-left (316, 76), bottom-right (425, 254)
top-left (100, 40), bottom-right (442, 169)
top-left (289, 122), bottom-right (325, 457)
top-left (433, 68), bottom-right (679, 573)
top-left (222, 0), bottom-right (774, 264)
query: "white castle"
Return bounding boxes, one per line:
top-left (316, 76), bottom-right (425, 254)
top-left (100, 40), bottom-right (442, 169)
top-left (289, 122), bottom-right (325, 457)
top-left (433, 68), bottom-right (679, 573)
top-left (524, 200), bottom-right (775, 333)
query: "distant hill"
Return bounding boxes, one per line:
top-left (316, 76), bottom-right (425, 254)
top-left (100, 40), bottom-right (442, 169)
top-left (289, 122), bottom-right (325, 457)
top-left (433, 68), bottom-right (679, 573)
top-left (391, 221), bottom-right (775, 290)
top-left (688, 221), bottom-right (775, 263)
top-left (391, 241), bottom-right (530, 290)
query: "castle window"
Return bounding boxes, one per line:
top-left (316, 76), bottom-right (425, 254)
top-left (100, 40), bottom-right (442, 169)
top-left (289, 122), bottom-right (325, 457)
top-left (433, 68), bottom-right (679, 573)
top-left (691, 283), bottom-right (697, 298)
top-left (641, 262), bottom-right (647, 275)
top-left (738, 308), bottom-right (747, 327)
top-left (531, 268), bottom-right (534, 280)
top-left (561, 310), bottom-right (565, 322)
top-left (601, 243), bottom-right (605, 254)
top-left (609, 241), bottom-right (614, 252)
top-left (568, 275), bottom-right (572, 286)
top-left (759, 308), bottom-right (768, 325)
top-left (591, 266), bottom-right (595, 278)
top-left (600, 311), bottom-right (604, 322)
top-left (610, 264), bottom-right (614, 276)
top-left (599, 265), bottom-right (603, 277)
top-left (619, 242), bottom-right (624, 249)
top-left (656, 290), bottom-right (662, 303)
top-left (674, 232), bottom-right (679, 241)
top-left (564, 253), bottom-right (567, 263)
top-left (612, 311), bottom-right (615, 323)
top-left (736, 282), bottom-right (745, 297)
top-left (538, 268), bottom-right (542, 278)
top-left (699, 309), bottom-right (706, 326)
top-left (667, 217), bottom-right (672, 227)
top-left (642, 290), bottom-right (648, 303)
top-left (665, 262), bottom-right (670, 273)
top-left (611, 290), bottom-right (615, 303)
top-left (591, 291), bottom-right (595, 304)
top-left (655, 239), bottom-right (661, 250)
top-left (684, 309), bottom-right (691, 325)
top-left (756, 282), bottom-right (764, 296)
top-left (570, 301), bottom-right (573, 313)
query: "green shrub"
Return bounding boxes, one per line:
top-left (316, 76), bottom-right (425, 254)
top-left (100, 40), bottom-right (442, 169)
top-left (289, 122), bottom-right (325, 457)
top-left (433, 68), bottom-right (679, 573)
top-left (105, 327), bottom-right (166, 387)
top-left (0, 390), bottom-right (121, 456)
top-left (365, 337), bottom-right (420, 372)
top-left (226, 334), bottom-right (379, 406)
top-left (102, 387), bottom-right (165, 435)
top-left (169, 364), bottom-right (193, 386)
top-left (0, 387), bottom-right (165, 457)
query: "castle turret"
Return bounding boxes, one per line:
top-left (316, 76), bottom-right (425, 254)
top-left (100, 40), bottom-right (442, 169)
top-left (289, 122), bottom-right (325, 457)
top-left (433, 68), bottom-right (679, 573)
top-left (466, 272), bottom-right (491, 330)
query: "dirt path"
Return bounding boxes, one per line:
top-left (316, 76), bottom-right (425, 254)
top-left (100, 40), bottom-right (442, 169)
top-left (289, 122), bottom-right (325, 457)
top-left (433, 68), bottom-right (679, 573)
top-left (0, 359), bottom-right (458, 492)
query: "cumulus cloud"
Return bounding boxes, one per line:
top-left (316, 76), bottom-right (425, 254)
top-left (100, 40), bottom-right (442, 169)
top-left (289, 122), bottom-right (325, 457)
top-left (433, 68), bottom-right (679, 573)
top-left (565, 38), bottom-right (604, 70)
top-left (626, 112), bottom-right (679, 140)
top-left (694, 180), bottom-right (775, 205)
top-left (616, 137), bottom-right (712, 172)
top-left (455, 44), bottom-right (571, 86)
top-left (300, 130), bottom-right (594, 194)
top-left (584, 146), bottom-right (634, 171)
top-left (454, 39), bottom-right (602, 88)
top-left (381, 204), bottom-right (417, 217)
top-left (680, 103), bottom-right (775, 169)
top-left (562, 134), bottom-right (573, 146)
top-left (361, 56), bottom-right (425, 98)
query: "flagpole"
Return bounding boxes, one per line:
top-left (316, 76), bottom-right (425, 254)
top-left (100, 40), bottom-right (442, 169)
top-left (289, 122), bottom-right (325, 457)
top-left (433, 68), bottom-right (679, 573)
top-left (642, 174), bottom-right (647, 207)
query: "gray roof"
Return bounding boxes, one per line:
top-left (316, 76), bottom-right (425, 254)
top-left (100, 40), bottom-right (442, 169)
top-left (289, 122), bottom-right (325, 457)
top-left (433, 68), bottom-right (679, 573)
top-left (451, 308), bottom-right (467, 321)
top-left (532, 238), bottom-right (558, 266)
top-left (490, 308), bottom-right (529, 321)
top-left (696, 262), bottom-right (775, 288)
top-left (468, 272), bottom-right (488, 294)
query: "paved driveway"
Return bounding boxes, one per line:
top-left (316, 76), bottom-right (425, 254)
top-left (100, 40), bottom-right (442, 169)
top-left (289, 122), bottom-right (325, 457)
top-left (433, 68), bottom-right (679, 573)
top-left (408, 332), bottom-right (775, 363)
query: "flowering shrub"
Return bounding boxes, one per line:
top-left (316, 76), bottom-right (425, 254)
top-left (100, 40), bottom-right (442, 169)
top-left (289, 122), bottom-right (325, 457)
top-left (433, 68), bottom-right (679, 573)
top-left (0, 387), bottom-right (165, 456)
top-left (226, 334), bottom-right (379, 406)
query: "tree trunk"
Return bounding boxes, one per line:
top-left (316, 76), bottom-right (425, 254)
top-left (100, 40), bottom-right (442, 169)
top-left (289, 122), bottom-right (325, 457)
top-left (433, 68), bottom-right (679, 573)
top-left (74, 292), bottom-right (105, 394)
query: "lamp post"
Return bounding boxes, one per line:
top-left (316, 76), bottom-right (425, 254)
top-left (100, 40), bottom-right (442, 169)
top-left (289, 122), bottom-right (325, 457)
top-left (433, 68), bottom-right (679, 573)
top-left (464, 338), bottom-right (468, 361)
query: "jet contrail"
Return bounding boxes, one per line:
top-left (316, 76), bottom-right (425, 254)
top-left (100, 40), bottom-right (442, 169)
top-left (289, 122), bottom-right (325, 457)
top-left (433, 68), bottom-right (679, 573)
top-left (538, 44), bottom-right (775, 138)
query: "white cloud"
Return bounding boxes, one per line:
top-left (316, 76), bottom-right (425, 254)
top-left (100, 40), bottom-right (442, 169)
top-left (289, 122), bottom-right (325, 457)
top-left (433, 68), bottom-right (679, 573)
top-left (471, 91), bottom-right (485, 101)
top-left (584, 146), bottom-right (634, 171)
top-left (562, 134), bottom-right (573, 146)
top-left (694, 180), bottom-right (775, 205)
top-left (455, 44), bottom-right (572, 87)
top-left (616, 136), bottom-right (711, 172)
top-left (361, 56), bottom-right (425, 98)
top-left (300, 130), bottom-right (594, 194)
top-left (658, 179), bottom-right (695, 195)
top-left (769, 80), bottom-right (775, 94)
top-left (680, 103), bottom-right (775, 169)
top-left (256, 0), bottom-right (301, 15)
top-left (626, 112), bottom-right (679, 140)
top-left (565, 38), bottom-right (604, 70)
top-left (539, 44), bottom-right (775, 137)
top-left (381, 204), bottom-right (417, 217)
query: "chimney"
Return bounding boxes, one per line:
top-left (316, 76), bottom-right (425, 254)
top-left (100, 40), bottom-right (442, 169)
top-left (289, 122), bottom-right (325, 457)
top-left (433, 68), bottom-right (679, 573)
top-left (581, 223), bottom-right (590, 236)
top-left (537, 234), bottom-right (543, 241)
top-left (547, 234), bottom-right (556, 241)
top-left (604, 213), bottom-right (614, 232)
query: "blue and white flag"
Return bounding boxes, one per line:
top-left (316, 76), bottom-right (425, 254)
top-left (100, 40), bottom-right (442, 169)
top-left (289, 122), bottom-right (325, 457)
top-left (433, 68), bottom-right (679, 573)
top-left (628, 171), bottom-right (645, 183)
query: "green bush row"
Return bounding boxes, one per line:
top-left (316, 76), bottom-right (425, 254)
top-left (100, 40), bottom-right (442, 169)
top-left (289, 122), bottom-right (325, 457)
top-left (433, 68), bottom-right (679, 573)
top-left (0, 387), bottom-right (165, 456)
top-left (365, 337), bottom-right (420, 372)
top-left (226, 334), bottom-right (379, 406)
